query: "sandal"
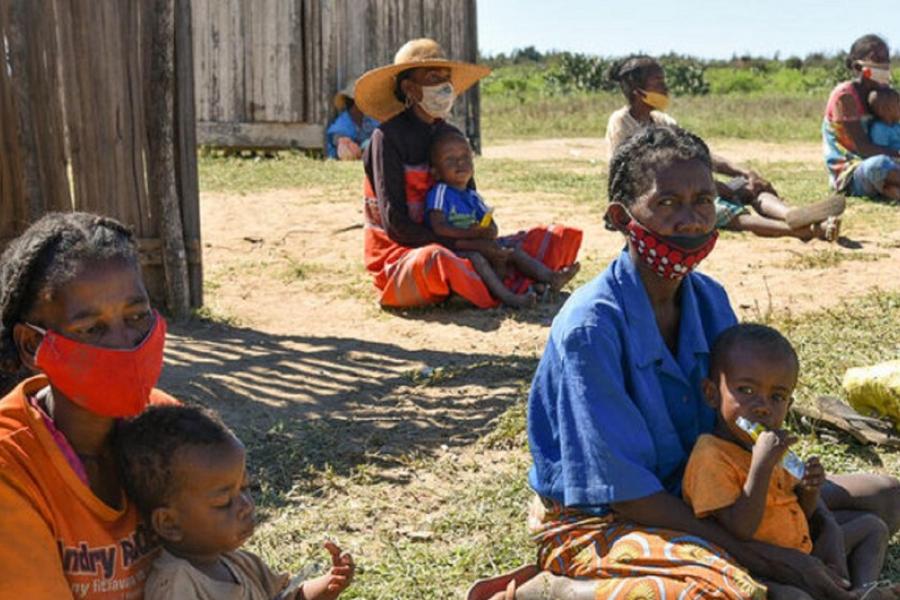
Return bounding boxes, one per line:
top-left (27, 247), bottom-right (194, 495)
top-left (791, 396), bottom-right (900, 448)
top-left (785, 194), bottom-right (846, 229)
top-left (466, 564), bottom-right (539, 600)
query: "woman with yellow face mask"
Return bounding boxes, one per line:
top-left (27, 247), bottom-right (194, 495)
top-left (605, 56), bottom-right (846, 242)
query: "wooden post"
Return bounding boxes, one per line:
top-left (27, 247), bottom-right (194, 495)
top-left (6, 0), bottom-right (43, 220)
top-left (147, 0), bottom-right (191, 319)
top-left (174, 0), bottom-right (203, 308)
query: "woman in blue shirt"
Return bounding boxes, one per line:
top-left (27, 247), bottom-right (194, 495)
top-left (325, 81), bottom-right (379, 160)
top-left (469, 126), bottom-right (899, 600)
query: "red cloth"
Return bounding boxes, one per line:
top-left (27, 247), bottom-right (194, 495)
top-left (364, 176), bottom-right (582, 308)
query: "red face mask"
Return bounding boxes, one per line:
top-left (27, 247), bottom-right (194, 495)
top-left (29, 312), bottom-right (166, 418)
top-left (626, 217), bottom-right (718, 279)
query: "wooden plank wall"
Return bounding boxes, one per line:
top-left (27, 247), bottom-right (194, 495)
top-left (0, 0), bottom-right (202, 312)
top-left (193, 0), bottom-right (483, 150)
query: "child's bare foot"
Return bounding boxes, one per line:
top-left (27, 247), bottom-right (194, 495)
top-left (549, 262), bottom-right (581, 293)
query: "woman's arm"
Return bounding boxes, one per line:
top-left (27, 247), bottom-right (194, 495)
top-left (841, 118), bottom-right (900, 158)
top-left (613, 493), bottom-right (854, 599)
top-left (709, 153), bottom-right (748, 178)
top-left (369, 129), bottom-right (438, 248)
top-left (831, 93), bottom-right (900, 158)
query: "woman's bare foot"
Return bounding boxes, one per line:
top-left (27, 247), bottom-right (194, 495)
top-left (549, 262), bottom-right (581, 293)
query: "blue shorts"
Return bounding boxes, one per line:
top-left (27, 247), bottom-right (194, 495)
top-left (849, 155), bottom-right (900, 198)
top-left (714, 197), bottom-right (748, 228)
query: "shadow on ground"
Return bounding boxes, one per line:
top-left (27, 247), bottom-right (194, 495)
top-left (161, 318), bottom-right (536, 501)
top-left (384, 292), bottom-right (570, 332)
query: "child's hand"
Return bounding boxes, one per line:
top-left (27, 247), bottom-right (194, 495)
top-left (323, 541), bottom-right (354, 595)
top-left (297, 541), bottom-right (354, 600)
top-left (751, 429), bottom-right (796, 470)
top-left (800, 456), bottom-right (826, 490)
top-left (467, 222), bottom-right (496, 239)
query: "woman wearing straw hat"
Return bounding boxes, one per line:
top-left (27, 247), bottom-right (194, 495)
top-left (355, 39), bottom-right (581, 309)
top-left (325, 79), bottom-right (379, 160)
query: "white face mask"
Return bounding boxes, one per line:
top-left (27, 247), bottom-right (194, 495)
top-left (419, 82), bottom-right (456, 119)
top-left (858, 61), bottom-right (893, 85)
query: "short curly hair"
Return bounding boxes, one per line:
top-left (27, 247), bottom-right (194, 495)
top-left (607, 124), bottom-right (712, 211)
top-left (116, 404), bottom-right (237, 522)
top-left (709, 323), bottom-right (799, 379)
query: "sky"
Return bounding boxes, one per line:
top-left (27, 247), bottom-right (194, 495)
top-left (478, 0), bottom-right (900, 60)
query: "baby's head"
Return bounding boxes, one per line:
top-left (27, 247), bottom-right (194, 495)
top-left (430, 131), bottom-right (474, 190)
top-left (704, 323), bottom-right (799, 439)
top-left (869, 87), bottom-right (900, 124)
top-left (117, 405), bottom-right (255, 558)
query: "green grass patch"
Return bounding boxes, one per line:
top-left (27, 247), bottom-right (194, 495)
top-left (199, 153), bottom-right (361, 194)
top-left (476, 158), bottom-right (605, 206)
top-left (235, 290), bottom-right (900, 598)
top-left (777, 291), bottom-right (900, 409)
top-left (482, 90), bottom-right (825, 143)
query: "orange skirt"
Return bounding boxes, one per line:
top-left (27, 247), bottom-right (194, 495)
top-left (529, 496), bottom-right (767, 600)
top-left (367, 225), bottom-right (582, 309)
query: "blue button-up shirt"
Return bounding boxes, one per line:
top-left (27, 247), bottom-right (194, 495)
top-left (528, 249), bottom-right (737, 515)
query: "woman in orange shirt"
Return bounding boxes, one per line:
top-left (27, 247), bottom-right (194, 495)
top-left (0, 212), bottom-right (176, 599)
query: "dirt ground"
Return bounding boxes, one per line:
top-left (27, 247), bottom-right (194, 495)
top-left (160, 138), bottom-right (900, 475)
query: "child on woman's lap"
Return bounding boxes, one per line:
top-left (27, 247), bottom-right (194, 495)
top-left (683, 324), bottom-right (898, 600)
top-left (425, 132), bottom-right (579, 308)
top-left (117, 405), bottom-right (354, 600)
top-left (869, 88), bottom-right (900, 201)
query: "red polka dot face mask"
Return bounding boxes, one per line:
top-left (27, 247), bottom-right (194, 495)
top-left (625, 217), bottom-right (718, 279)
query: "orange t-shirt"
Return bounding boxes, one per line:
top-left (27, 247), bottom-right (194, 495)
top-left (0, 376), bottom-right (177, 599)
top-left (682, 434), bottom-right (812, 553)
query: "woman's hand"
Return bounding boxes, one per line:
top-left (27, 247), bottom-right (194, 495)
top-left (754, 543), bottom-right (853, 600)
top-left (745, 170), bottom-right (776, 196)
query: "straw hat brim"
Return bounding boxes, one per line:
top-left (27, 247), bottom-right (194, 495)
top-left (333, 81), bottom-right (357, 112)
top-left (354, 59), bottom-right (491, 122)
